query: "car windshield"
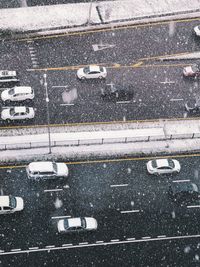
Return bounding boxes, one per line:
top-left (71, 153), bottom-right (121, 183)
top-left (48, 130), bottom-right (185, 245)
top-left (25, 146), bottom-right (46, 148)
top-left (81, 217), bottom-right (86, 228)
top-left (9, 196), bottom-right (16, 208)
top-left (83, 67), bottom-right (90, 74)
top-left (64, 219), bottom-right (69, 229)
top-left (191, 64), bottom-right (200, 72)
top-left (167, 159), bottom-right (175, 168)
top-left (8, 88), bottom-right (15, 95)
top-left (192, 183), bottom-right (198, 192)
top-left (52, 162), bottom-right (58, 173)
top-left (100, 67), bottom-right (104, 72)
top-left (151, 160), bottom-right (157, 168)
top-left (9, 108), bottom-right (15, 116)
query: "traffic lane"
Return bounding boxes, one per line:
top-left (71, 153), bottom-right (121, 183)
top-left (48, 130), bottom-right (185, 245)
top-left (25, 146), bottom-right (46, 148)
top-left (34, 19), bottom-right (200, 68)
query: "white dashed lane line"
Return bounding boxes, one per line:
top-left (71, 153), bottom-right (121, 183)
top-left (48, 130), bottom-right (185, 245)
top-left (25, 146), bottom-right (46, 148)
top-left (44, 189), bottom-right (63, 192)
top-left (172, 179), bottom-right (190, 183)
top-left (110, 184), bottom-right (129, 188)
top-left (187, 205), bottom-right (200, 208)
top-left (120, 210), bottom-right (140, 213)
top-left (142, 236), bottom-right (151, 239)
top-left (51, 215), bottom-right (71, 219)
top-left (29, 247), bottom-right (39, 250)
top-left (62, 244), bottom-right (73, 247)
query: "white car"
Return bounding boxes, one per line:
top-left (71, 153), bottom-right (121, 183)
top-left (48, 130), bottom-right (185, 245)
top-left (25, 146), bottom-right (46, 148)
top-left (77, 65), bottom-right (107, 79)
top-left (26, 161), bottom-right (69, 180)
top-left (1, 86), bottom-right (34, 102)
top-left (1, 106), bottom-right (35, 120)
top-left (0, 70), bottom-right (19, 84)
top-left (147, 158), bottom-right (181, 175)
top-left (194, 25), bottom-right (200, 36)
top-left (57, 217), bottom-right (97, 233)
top-left (0, 195), bottom-right (24, 214)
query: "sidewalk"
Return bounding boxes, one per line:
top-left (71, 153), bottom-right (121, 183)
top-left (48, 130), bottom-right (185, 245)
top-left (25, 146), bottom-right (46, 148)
top-left (1, 119), bottom-right (200, 164)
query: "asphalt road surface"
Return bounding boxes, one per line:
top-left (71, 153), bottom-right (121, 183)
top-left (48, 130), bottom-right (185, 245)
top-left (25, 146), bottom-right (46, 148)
top-left (1, 155), bottom-right (200, 266)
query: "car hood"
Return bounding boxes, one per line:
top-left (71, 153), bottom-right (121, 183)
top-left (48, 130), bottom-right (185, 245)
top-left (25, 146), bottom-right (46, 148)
top-left (77, 68), bottom-right (84, 77)
top-left (173, 160), bottom-right (181, 171)
top-left (1, 108), bottom-right (10, 119)
top-left (1, 90), bottom-right (9, 101)
top-left (85, 217), bottom-right (97, 230)
top-left (57, 163), bottom-right (69, 176)
top-left (57, 220), bottom-right (65, 232)
top-left (15, 197), bottom-right (24, 211)
top-left (184, 66), bottom-right (194, 74)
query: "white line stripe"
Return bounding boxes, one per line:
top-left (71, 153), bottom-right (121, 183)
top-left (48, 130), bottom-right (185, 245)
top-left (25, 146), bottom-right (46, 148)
top-left (2, 234), bottom-right (200, 255)
top-left (11, 249), bottom-right (21, 252)
top-left (172, 179), bottom-right (190, 183)
top-left (142, 236), bottom-right (151, 239)
top-left (187, 205), bottom-right (200, 208)
top-left (116, 101), bottom-right (130, 104)
top-left (45, 245), bottom-right (55, 248)
top-left (0, 250), bottom-right (4, 253)
top-left (111, 239), bottom-right (119, 242)
top-left (157, 235), bottom-right (166, 238)
top-left (51, 215), bottom-right (71, 219)
top-left (79, 242), bottom-right (88, 245)
top-left (126, 238), bottom-right (135, 241)
top-left (62, 244), bottom-right (72, 247)
top-left (121, 210), bottom-right (140, 213)
top-left (96, 241), bottom-right (104, 243)
top-left (170, 98), bottom-right (183, 101)
top-left (44, 189), bottom-right (63, 192)
top-left (29, 247), bottom-right (39, 250)
top-left (110, 184), bottom-right (129, 187)
top-left (60, 103), bottom-right (74, 106)
top-left (52, 86), bottom-right (68, 88)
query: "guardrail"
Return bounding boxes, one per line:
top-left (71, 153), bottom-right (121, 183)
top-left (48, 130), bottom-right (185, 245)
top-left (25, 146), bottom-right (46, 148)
top-left (0, 131), bottom-right (200, 151)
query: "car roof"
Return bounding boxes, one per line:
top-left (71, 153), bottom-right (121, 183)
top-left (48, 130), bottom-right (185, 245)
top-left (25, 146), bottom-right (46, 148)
top-left (12, 106), bottom-right (27, 113)
top-left (68, 218), bottom-right (82, 227)
top-left (155, 159), bottom-right (170, 167)
top-left (0, 196), bottom-right (10, 207)
top-left (12, 86), bottom-right (32, 94)
top-left (0, 70), bottom-right (17, 77)
top-left (28, 161), bottom-right (55, 172)
top-left (89, 65), bottom-right (101, 72)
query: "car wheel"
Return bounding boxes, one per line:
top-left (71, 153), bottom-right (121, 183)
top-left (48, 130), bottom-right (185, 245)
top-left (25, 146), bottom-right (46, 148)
top-left (81, 76), bottom-right (86, 80)
top-left (99, 76), bottom-right (103, 79)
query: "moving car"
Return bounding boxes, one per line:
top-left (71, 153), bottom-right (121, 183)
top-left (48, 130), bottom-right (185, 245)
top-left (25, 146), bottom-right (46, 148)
top-left (168, 181), bottom-right (199, 202)
top-left (26, 161), bottom-right (69, 180)
top-left (1, 86), bottom-right (34, 102)
top-left (77, 65), bottom-right (107, 79)
top-left (0, 195), bottom-right (24, 214)
top-left (0, 70), bottom-right (19, 84)
top-left (1, 106), bottom-right (35, 120)
top-left (194, 25), bottom-right (200, 36)
top-left (185, 98), bottom-right (200, 113)
top-left (147, 158), bottom-right (181, 175)
top-left (183, 64), bottom-right (200, 77)
top-left (101, 84), bottom-right (134, 101)
top-left (57, 217), bottom-right (97, 233)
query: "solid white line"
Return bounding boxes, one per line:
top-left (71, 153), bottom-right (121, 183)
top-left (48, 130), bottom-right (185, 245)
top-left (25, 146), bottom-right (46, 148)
top-left (44, 189), bottom-right (63, 192)
top-left (79, 242), bottom-right (88, 245)
top-left (110, 184), bottom-right (129, 187)
top-left (116, 101), bottom-right (130, 104)
top-left (170, 98), bottom-right (183, 101)
top-left (172, 179), bottom-right (190, 183)
top-left (60, 103), bottom-right (74, 106)
top-left (62, 244), bottom-right (72, 247)
top-left (51, 215), bottom-right (71, 219)
top-left (45, 245), bottom-right (55, 248)
top-left (142, 236), bottom-right (151, 239)
top-left (111, 239), bottom-right (119, 242)
top-left (121, 210), bottom-right (140, 213)
top-left (126, 238), bottom-right (135, 241)
top-left (11, 249), bottom-right (21, 252)
top-left (187, 205), bottom-right (200, 208)
top-left (96, 241), bottom-right (104, 243)
top-left (29, 247), bottom-right (39, 250)
top-left (157, 235), bottom-right (166, 238)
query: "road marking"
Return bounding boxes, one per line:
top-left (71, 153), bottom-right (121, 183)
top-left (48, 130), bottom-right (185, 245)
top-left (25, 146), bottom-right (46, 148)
top-left (132, 61), bottom-right (143, 67)
top-left (126, 238), bottom-right (135, 241)
top-left (62, 244), bottom-right (72, 247)
top-left (160, 81), bottom-right (175, 84)
top-left (44, 189), bottom-right (63, 192)
top-left (52, 86), bottom-right (68, 88)
top-left (170, 98), bottom-right (183, 101)
top-left (110, 184), bottom-right (129, 187)
top-left (111, 239), bottom-right (119, 242)
top-left (96, 241), bottom-right (104, 243)
top-left (79, 242), bottom-right (88, 245)
top-left (116, 101), bottom-right (131, 104)
top-left (60, 103), bottom-right (74, 106)
top-left (172, 179), bottom-right (190, 183)
top-left (120, 210), bottom-right (140, 213)
top-left (11, 249), bottom-right (21, 252)
top-left (142, 236), bottom-right (151, 239)
top-left (157, 235), bottom-right (166, 238)
top-left (45, 245), bottom-right (55, 248)
top-left (29, 247), bottom-right (39, 250)
top-left (2, 234), bottom-right (200, 255)
top-left (187, 205), bottom-right (200, 208)
top-left (51, 215), bottom-right (71, 219)
top-left (92, 43), bottom-right (115, 51)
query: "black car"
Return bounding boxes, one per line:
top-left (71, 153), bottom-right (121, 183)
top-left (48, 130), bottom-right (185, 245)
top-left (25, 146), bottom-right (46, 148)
top-left (101, 84), bottom-right (134, 102)
top-left (185, 99), bottom-right (200, 113)
top-left (168, 181), bottom-right (199, 202)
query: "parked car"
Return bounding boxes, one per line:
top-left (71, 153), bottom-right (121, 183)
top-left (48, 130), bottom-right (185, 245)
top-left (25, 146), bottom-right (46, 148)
top-left (183, 64), bottom-right (200, 77)
top-left (0, 195), bottom-right (24, 214)
top-left (168, 181), bottom-right (199, 202)
top-left (101, 84), bottom-right (134, 101)
top-left (57, 217), bottom-right (98, 233)
top-left (77, 65), bottom-right (107, 79)
top-left (185, 99), bottom-right (200, 113)
top-left (194, 25), bottom-right (200, 36)
top-left (1, 106), bottom-right (35, 120)
top-left (0, 70), bottom-right (19, 85)
top-left (1, 86), bottom-right (34, 102)
top-left (147, 158), bottom-right (181, 175)
top-left (26, 161), bottom-right (69, 180)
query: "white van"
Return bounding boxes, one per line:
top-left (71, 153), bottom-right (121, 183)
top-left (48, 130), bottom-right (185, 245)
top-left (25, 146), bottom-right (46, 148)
top-left (26, 161), bottom-right (69, 180)
top-left (0, 195), bottom-right (24, 214)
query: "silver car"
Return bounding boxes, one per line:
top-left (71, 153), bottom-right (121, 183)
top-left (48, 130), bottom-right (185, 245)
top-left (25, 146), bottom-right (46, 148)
top-left (147, 158), bottom-right (181, 175)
